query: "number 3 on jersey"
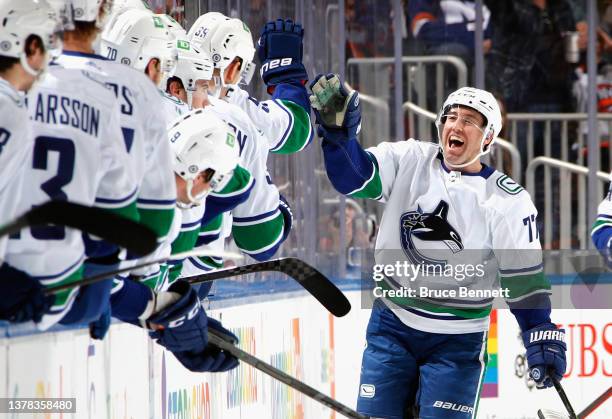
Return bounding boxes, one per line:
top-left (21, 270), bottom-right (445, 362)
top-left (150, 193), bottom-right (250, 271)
top-left (522, 213), bottom-right (539, 243)
top-left (32, 135), bottom-right (75, 239)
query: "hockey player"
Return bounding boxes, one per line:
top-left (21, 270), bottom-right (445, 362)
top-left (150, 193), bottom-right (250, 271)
top-left (176, 17), bottom-right (312, 276)
top-left (5, 25), bottom-right (138, 330)
top-left (104, 109), bottom-right (240, 373)
top-left (188, 14), bottom-right (312, 155)
top-left (0, 0), bottom-right (63, 323)
top-left (44, 0), bottom-right (178, 333)
top-left (591, 173), bottom-right (612, 264)
top-left (310, 75), bottom-right (567, 418)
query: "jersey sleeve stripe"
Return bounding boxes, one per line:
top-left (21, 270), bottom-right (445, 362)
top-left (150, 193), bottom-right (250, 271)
top-left (269, 99), bottom-right (312, 154)
top-left (269, 99), bottom-right (294, 152)
top-left (180, 219), bottom-right (202, 231)
top-left (34, 255), bottom-right (85, 283)
top-left (233, 207), bottom-right (280, 224)
top-left (95, 186), bottom-right (139, 206)
top-left (186, 256), bottom-right (215, 271)
top-left (498, 263), bottom-right (544, 275)
top-left (137, 198), bottom-right (176, 208)
top-left (209, 175), bottom-right (254, 198)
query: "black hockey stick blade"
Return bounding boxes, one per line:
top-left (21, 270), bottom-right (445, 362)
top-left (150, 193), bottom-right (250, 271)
top-left (208, 328), bottom-right (366, 419)
top-left (551, 376), bottom-right (578, 419)
top-left (0, 201), bottom-right (157, 256)
top-left (184, 257), bottom-right (351, 317)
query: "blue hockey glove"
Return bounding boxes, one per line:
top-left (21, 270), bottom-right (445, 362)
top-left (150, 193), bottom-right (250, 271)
top-left (522, 323), bottom-right (567, 388)
top-left (0, 263), bottom-right (54, 323)
top-left (309, 73), bottom-right (361, 143)
top-left (170, 318), bottom-right (239, 373)
top-left (278, 194), bottom-right (293, 242)
top-left (257, 19), bottom-right (308, 87)
top-left (148, 280), bottom-right (208, 353)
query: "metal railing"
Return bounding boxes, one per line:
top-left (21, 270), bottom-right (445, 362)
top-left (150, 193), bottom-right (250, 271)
top-left (506, 113), bottom-right (612, 169)
top-left (403, 101), bottom-right (523, 184)
top-left (346, 55), bottom-right (468, 140)
top-left (526, 157), bottom-right (609, 249)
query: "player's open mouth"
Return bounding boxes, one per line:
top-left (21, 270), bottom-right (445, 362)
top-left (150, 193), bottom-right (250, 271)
top-left (448, 135), bottom-right (464, 149)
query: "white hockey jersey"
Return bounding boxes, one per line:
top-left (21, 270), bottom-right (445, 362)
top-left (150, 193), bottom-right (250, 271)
top-left (181, 95), bottom-right (283, 275)
top-left (6, 64), bottom-right (138, 328)
top-left (225, 86), bottom-right (312, 154)
top-left (55, 51), bottom-right (176, 243)
top-left (350, 140), bottom-right (549, 334)
top-left (0, 79), bottom-right (32, 261)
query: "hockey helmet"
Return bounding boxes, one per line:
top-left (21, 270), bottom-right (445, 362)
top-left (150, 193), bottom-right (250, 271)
top-left (173, 39), bottom-right (214, 91)
top-left (101, 8), bottom-right (177, 86)
top-left (0, 0), bottom-right (63, 77)
top-left (188, 14), bottom-right (255, 87)
top-left (168, 108), bottom-right (239, 206)
top-left (435, 87), bottom-right (502, 168)
top-left (154, 14), bottom-right (186, 40)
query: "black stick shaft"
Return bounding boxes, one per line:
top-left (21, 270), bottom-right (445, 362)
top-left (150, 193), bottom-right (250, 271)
top-left (208, 329), bottom-right (366, 419)
top-left (552, 376), bottom-right (577, 419)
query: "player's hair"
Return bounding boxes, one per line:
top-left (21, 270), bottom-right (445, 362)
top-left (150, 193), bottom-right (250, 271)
top-left (71, 21), bottom-right (100, 42)
top-left (0, 35), bottom-right (43, 73)
top-left (166, 75), bottom-right (185, 93)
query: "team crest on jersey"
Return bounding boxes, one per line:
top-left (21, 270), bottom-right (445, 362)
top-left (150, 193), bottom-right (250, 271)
top-left (399, 200), bottom-right (463, 266)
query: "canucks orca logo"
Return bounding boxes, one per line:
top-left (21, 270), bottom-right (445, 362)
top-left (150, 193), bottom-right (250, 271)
top-left (400, 200), bottom-right (463, 266)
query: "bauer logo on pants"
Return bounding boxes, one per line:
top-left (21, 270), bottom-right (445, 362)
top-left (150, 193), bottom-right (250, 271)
top-left (359, 384), bottom-right (375, 398)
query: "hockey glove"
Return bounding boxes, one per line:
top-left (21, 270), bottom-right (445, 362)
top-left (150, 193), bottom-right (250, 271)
top-left (309, 73), bottom-right (361, 143)
top-left (0, 263), bottom-right (54, 323)
top-left (170, 318), bottom-right (239, 373)
top-left (278, 194), bottom-right (293, 243)
top-left (522, 323), bottom-right (567, 388)
top-left (147, 280), bottom-right (208, 353)
top-left (257, 19), bottom-right (308, 87)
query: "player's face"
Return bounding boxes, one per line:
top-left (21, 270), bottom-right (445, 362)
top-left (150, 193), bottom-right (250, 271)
top-left (441, 106), bottom-right (485, 168)
top-left (175, 173), bottom-right (212, 205)
top-left (169, 80), bottom-right (187, 102)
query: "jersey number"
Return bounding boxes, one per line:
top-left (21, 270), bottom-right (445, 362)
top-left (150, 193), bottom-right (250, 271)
top-left (0, 128), bottom-right (11, 155)
top-left (31, 136), bottom-right (76, 239)
top-left (522, 214), bottom-right (539, 243)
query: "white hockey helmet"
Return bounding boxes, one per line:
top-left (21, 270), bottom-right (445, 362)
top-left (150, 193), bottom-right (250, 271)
top-left (168, 108), bottom-right (239, 206)
top-left (187, 11), bottom-right (228, 52)
top-left (154, 14), bottom-right (186, 39)
top-left (101, 8), bottom-right (177, 85)
top-left (189, 15), bottom-right (255, 86)
top-left (0, 0), bottom-right (63, 77)
top-left (173, 39), bottom-right (214, 91)
top-left (435, 86), bottom-right (502, 168)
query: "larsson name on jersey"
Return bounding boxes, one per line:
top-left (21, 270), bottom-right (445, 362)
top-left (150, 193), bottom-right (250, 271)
top-left (30, 93), bottom-right (100, 137)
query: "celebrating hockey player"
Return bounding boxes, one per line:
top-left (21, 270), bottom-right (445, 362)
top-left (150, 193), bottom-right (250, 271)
top-left (0, 0), bottom-right (63, 323)
top-left (310, 75), bottom-right (567, 418)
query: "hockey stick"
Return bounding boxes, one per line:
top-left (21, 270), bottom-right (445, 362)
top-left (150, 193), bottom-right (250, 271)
top-left (207, 328), bottom-right (366, 419)
top-left (552, 376), bottom-right (578, 419)
top-left (578, 386), bottom-right (611, 418)
top-left (0, 201), bottom-right (157, 256)
top-left (537, 376), bottom-right (578, 419)
top-left (183, 257), bottom-right (352, 317)
top-left (44, 249), bottom-right (244, 295)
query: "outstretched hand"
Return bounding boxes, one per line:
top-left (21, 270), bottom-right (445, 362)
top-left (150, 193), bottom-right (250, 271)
top-left (309, 73), bottom-right (362, 142)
